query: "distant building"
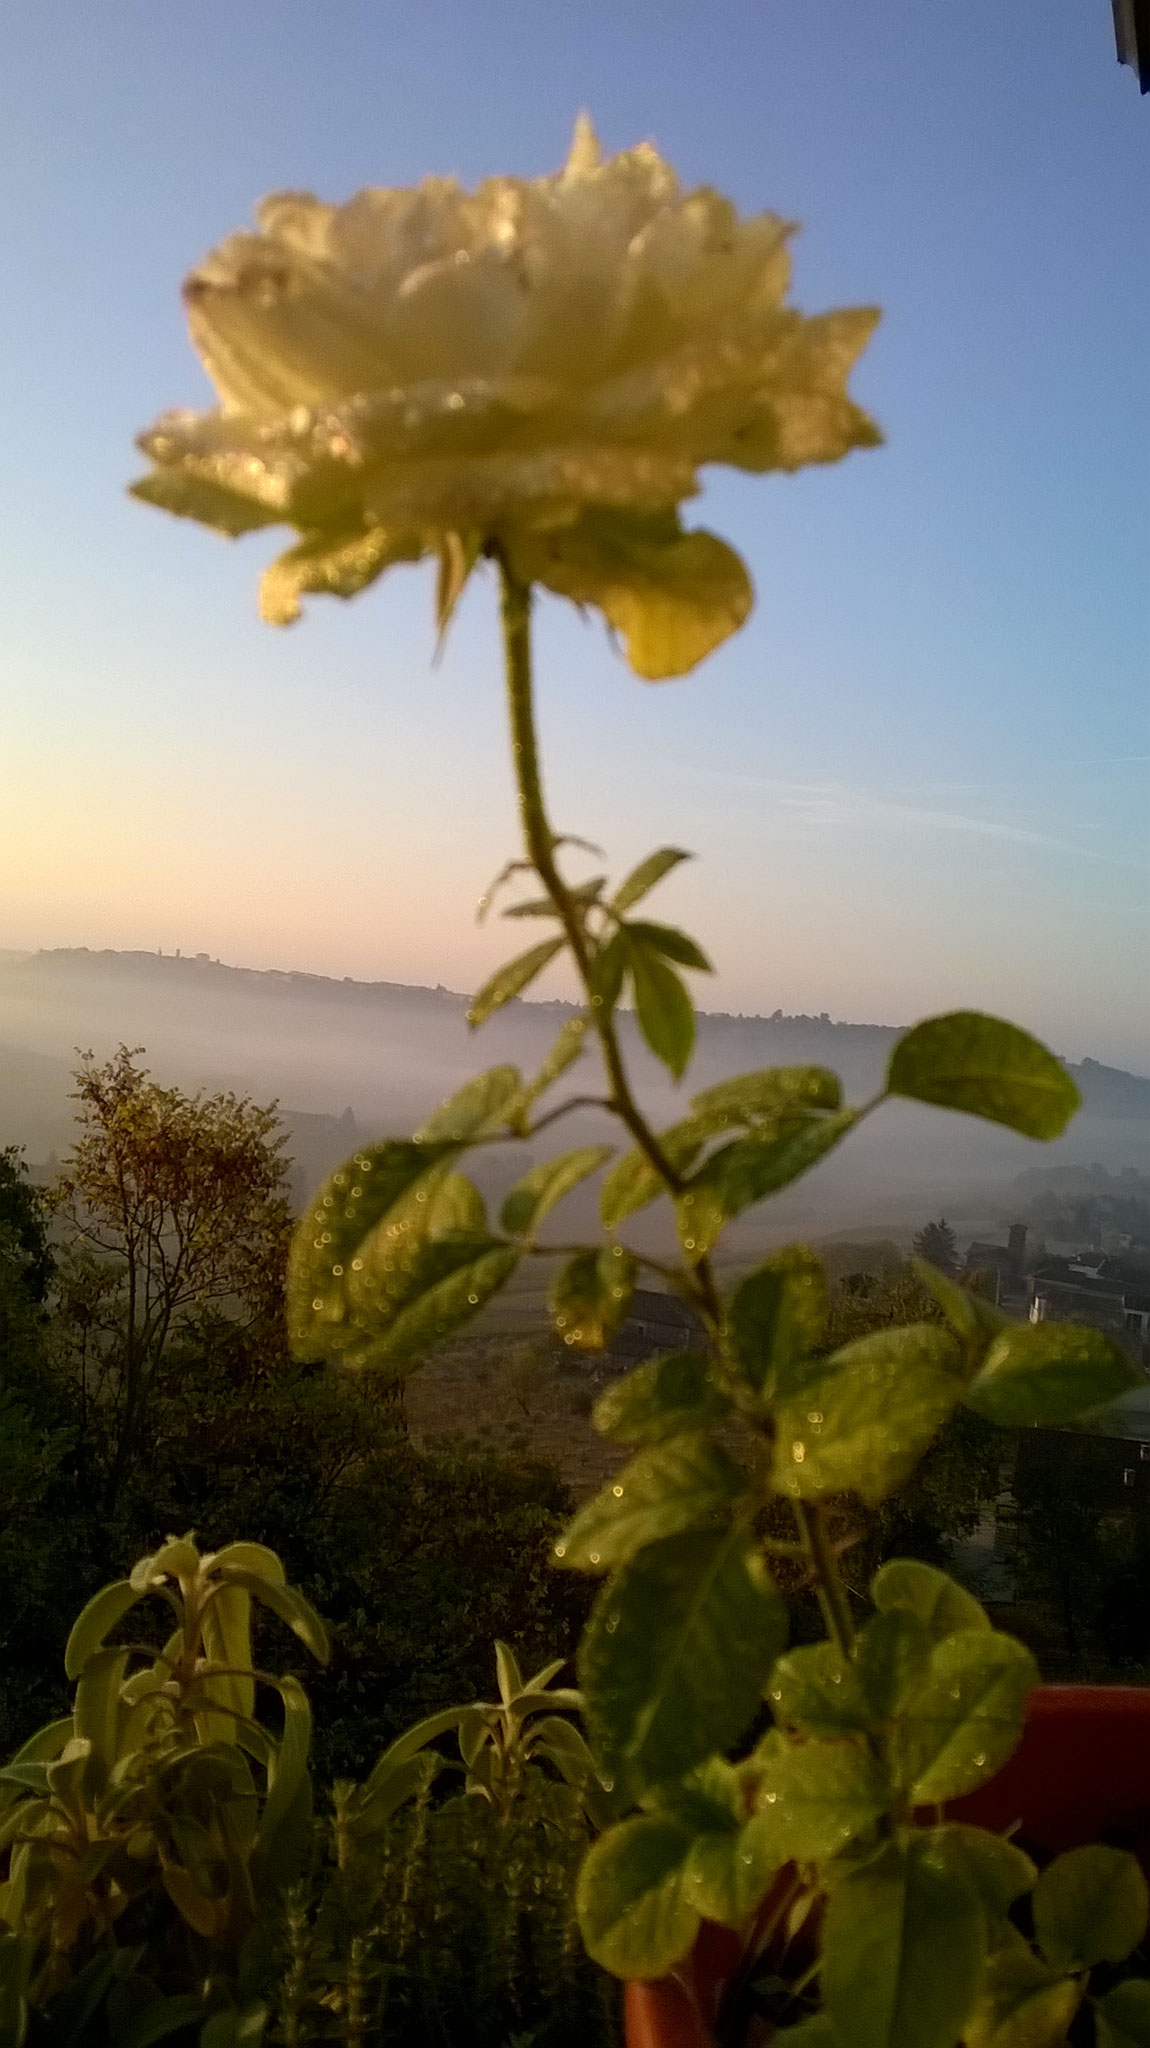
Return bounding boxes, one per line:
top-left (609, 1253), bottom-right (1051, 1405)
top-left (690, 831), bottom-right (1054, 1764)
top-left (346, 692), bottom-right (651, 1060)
top-left (962, 1223), bottom-right (1028, 1303)
top-left (1028, 1254), bottom-right (1150, 1369)
top-left (606, 1288), bottom-right (703, 1369)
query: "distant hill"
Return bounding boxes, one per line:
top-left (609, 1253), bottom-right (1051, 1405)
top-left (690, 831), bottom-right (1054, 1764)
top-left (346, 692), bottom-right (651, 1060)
top-left (1, 947), bottom-right (1146, 1238)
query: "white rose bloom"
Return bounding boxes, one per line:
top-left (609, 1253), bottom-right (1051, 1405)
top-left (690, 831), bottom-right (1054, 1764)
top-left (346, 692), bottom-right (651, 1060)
top-left (133, 118), bottom-right (880, 678)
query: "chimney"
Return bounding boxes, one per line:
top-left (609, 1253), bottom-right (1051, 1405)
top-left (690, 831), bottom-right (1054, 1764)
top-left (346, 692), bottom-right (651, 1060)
top-left (1007, 1222), bottom-right (1027, 1270)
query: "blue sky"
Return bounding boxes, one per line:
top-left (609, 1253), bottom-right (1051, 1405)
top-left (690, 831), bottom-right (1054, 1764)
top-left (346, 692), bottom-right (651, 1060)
top-left (2, 0), bottom-right (1147, 1070)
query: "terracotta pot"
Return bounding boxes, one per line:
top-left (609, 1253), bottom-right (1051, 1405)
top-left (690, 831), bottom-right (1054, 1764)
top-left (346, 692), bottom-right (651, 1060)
top-left (623, 1685), bottom-right (1150, 2048)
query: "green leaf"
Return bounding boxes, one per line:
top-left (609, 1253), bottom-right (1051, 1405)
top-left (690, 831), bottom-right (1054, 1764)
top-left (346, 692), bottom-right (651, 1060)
top-left (504, 876), bottom-right (605, 919)
top-left (750, 1729), bottom-right (888, 1862)
top-left (627, 940), bottom-right (696, 1080)
top-left (821, 1838), bottom-right (985, 2048)
top-left (690, 1066), bottom-right (843, 1122)
top-left (922, 1825), bottom-right (1037, 1930)
top-left (1033, 1846), bottom-right (1149, 1971)
top-left (207, 1543), bottom-right (286, 1585)
top-left (623, 921), bottom-right (712, 972)
top-left (677, 1112), bottom-right (858, 1258)
top-left (65, 1581), bottom-right (142, 1680)
top-left (215, 1571), bottom-right (330, 1665)
top-left (965, 1321), bottom-right (1139, 1427)
top-left (592, 1350), bottom-right (733, 1446)
top-left (517, 1014), bottom-right (589, 1117)
top-left (854, 1610), bottom-right (930, 1722)
top-left (886, 1012), bottom-right (1080, 1139)
top-left (576, 1815), bottom-right (698, 1978)
top-left (666, 1764), bottom-right (786, 1925)
top-left (911, 1258), bottom-right (1001, 1353)
top-left (287, 1138), bottom-right (462, 1358)
top-left (415, 1066), bottom-right (524, 1141)
top-left (767, 1643), bottom-right (871, 1736)
top-left (589, 931), bottom-right (628, 1015)
top-left (251, 1676), bottom-right (312, 1890)
top-left (890, 1628), bottom-right (1038, 1804)
top-left (467, 936), bottom-right (564, 1027)
top-left (580, 1526), bottom-right (786, 1801)
top-left (871, 1559), bottom-right (989, 1644)
top-left (725, 1246), bottom-right (828, 1400)
top-left (610, 847), bottom-right (692, 916)
top-left (550, 1247), bottom-right (636, 1351)
top-left (511, 509), bottom-right (753, 682)
top-left (772, 1326), bottom-right (964, 1506)
top-left (964, 1936), bottom-right (1082, 2048)
top-left (500, 1146), bottom-right (613, 1238)
top-left (553, 1435), bottom-right (749, 1572)
top-left (1097, 1980), bottom-right (1150, 2048)
top-left (73, 1648), bottom-right (129, 1794)
top-left (599, 1115), bottom-right (711, 1228)
top-left (348, 1241), bottom-right (519, 1372)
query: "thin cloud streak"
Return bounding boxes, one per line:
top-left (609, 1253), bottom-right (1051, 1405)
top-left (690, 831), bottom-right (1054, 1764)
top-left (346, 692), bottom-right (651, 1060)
top-left (679, 770), bottom-right (1118, 860)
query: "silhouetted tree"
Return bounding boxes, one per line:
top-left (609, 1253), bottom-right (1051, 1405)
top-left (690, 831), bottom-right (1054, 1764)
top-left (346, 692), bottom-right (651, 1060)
top-left (911, 1218), bottom-right (959, 1276)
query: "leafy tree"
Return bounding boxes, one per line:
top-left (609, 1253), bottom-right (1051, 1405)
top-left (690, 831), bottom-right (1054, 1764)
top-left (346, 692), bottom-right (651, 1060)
top-left (0, 1144), bottom-right (53, 1306)
top-left (54, 1046), bottom-right (292, 1509)
top-left (910, 1216), bottom-right (959, 1275)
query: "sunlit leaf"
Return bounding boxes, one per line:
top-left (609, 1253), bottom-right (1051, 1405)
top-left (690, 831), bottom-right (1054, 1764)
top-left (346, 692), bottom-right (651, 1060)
top-left (965, 1321), bottom-right (1139, 1427)
top-left (592, 1350), bottom-right (733, 1446)
top-left (767, 1642), bottom-right (871, 1736)
top-left (576, 1815), bottom-right (698, 1978)
top-left (886, 1012), bottom-right (1080, 1139)
top-left (964, 1935), bottom-right (1082, 2048)
top-left (65, 1581), bottom-right (143, 1680)
top-left (871, 1558), bottom-right (989, 1644)
top-left (599, 1114), bottom-right (714, 1227)
top-left (467, 936), bottom-right (564, 1027)
top-left (677, 1111), bottom-right (858, 1258)
top-left (215, 1570), bottom-right (330, 1665)
top-left (890, 1628), bottom-right (1038, 1804)
top-left (627, 939), bottom-right (696, 1080)
top-left (725, 1245), bottom-right (828, 1399)
top-left (415, 1066), bottom-right (524, 1141)
top-left (554, 1434), bottom-right (748, 1572)
top-left (690, 1067), bottom-right (843, 1122)
top-left (771, 1326), bottom-right (964, 1506)
top-left (921, 1824), bottom-right (1037, 1932)
top-left (287, 1138), bottom-right (462, 1359)
top-left (550, 1247), bottom-right (637, 1350)
top-left (750, 1728), bottom-right (887, 1863)
top-left (624, 921), bottom-right (712, 972)
top-left (501, 1145), bottom-right (613, 1238)
top-left (821, 1839), bottom-right (984, 2048)
top-left (610, 847), bottom-right (692, 916)
top-left (580, 1525), bottom-right (786, 1801)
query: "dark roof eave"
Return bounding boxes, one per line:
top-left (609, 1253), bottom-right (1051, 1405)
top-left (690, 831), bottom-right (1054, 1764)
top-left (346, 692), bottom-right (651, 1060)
top-left (1114, 0), bottom-right (1150, 91)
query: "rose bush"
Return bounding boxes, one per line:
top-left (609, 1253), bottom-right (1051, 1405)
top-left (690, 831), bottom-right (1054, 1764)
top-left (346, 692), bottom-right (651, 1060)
top-left (132, 116), bottom-right (879, 675)
top-left (127, 124), bottom-right (1149, 2048)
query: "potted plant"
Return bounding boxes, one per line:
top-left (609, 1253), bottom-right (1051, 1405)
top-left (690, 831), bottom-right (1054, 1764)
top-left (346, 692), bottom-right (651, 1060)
top-left (131, 120), bottom-right (1149, 2047)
